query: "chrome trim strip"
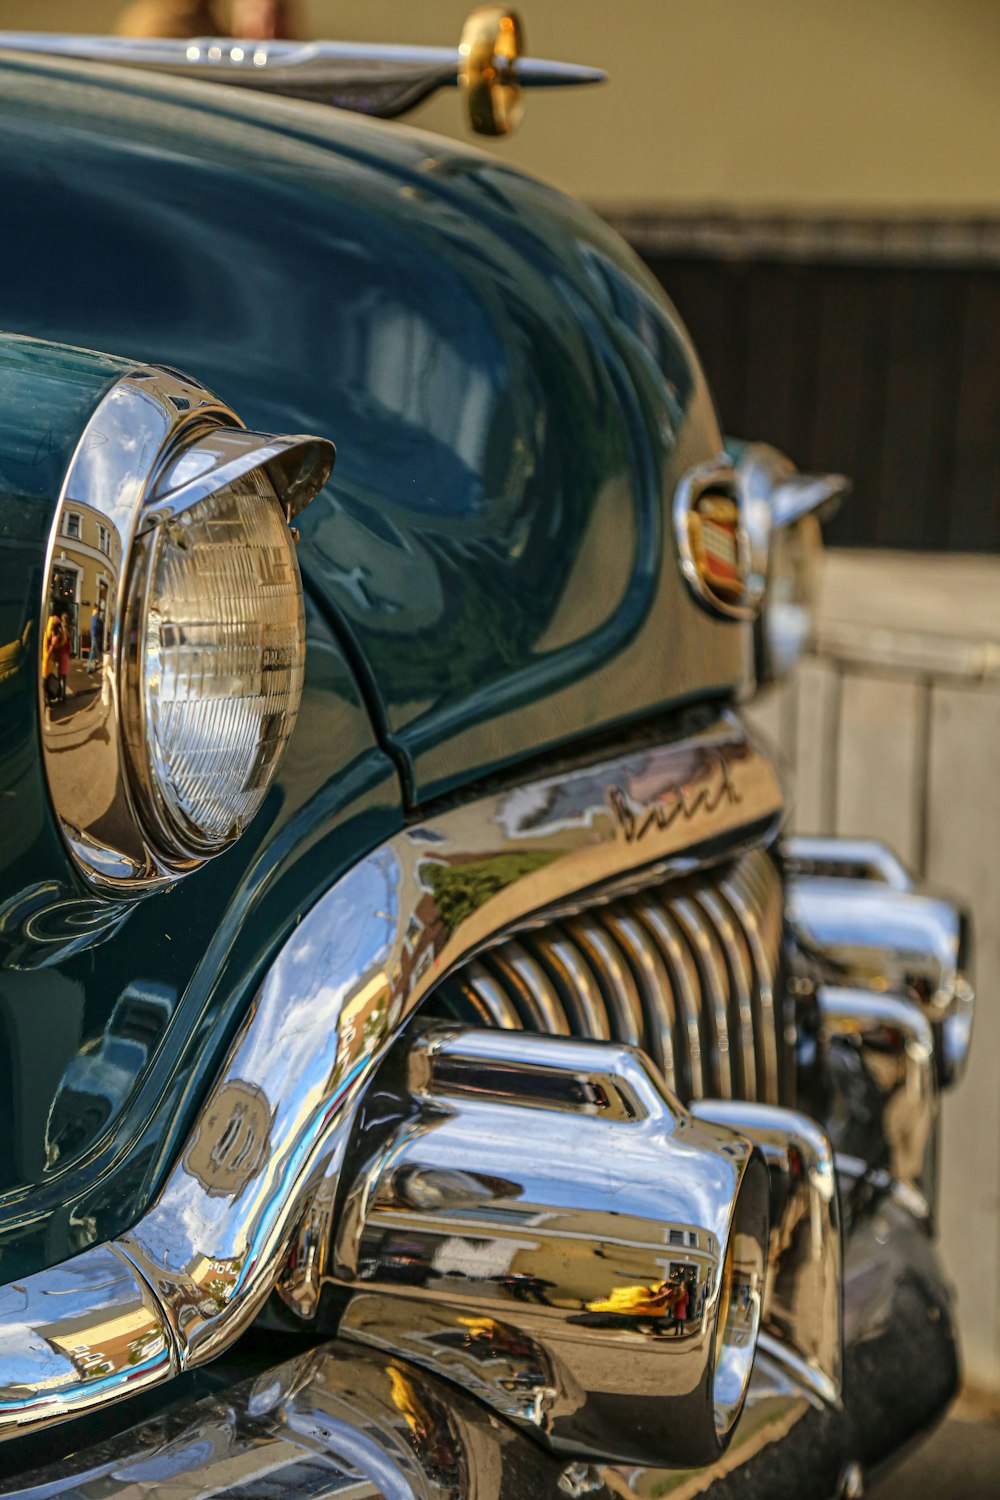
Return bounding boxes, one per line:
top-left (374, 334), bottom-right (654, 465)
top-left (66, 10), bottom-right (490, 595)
top-left (524, 929), bottom-right (612, 1038)
top-left (720, 867), bottom-right (781, 1104)
top-left (600, 906), bottom-right (678, 1090)
top-left (0, 715), bottom-right (783, 1439)
top-left (671, 893), bottom-right (734, 1098)
top-left (564, 914), bottom-right (645, 1047)
top-left (635, 895), bottom-right (705, 1097)
top-left (696, 887), bottom-right (759, 1101)
top-left (486, 939), bottom-right (569, 1033)
top-left (449, 959), bottom-right (522, 1029)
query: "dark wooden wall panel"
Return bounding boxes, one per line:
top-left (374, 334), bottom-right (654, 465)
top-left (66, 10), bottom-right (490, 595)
top-left (948, 275), bottom-right (1000, 552)
top-left (640, 248), bottom-right (1000, 553)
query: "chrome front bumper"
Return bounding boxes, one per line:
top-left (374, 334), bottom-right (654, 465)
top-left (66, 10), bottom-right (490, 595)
top-left (0, 1181), bottom-right (957, 1499)
top-left (0, 721), bottom-right (971, 1491)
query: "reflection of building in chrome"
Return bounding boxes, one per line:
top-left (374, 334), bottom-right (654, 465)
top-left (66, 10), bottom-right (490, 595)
top-left (47, 499), bottom-right (121, 653)
top-left (38, 1305), bottom-right (166, 1383)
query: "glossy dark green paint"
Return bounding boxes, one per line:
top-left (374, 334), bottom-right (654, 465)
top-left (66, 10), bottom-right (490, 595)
top-left (0, 51), bottom-right (746, 1276)
top-left (0, 50), bottom-right (744, 803)
top-left (0, 335), bottom-right (401, 1280)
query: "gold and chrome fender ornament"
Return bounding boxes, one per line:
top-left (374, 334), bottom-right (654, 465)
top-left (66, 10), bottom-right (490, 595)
top-left (674, 458), bottom-right (762, 622)
top-left (40, 367), bottom-right (334, 893)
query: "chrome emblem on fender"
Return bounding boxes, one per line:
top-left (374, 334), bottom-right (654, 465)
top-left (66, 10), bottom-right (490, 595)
top-left (674, 458), bottom-right (763, 620)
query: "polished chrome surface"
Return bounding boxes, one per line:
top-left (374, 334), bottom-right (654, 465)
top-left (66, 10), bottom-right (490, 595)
top-left (782, 835), bottom-right (914, 891)
top-left (0, 1246), bottom-right (175, 1435)
top-left (691, 1100), bottom-right (842, 1407)
top-left (0, 1195), bottom-right (959, 1500)
top-left (0, 1340), bottom-right (561, 1499)
top-left (673, 458), bottom-right (761, 622)
top-left (819, 986), bottom-right (937, 1206)
top-left (0, 27), bottom-right (605, 132)
top-left (438, 846), bottom-right (787, 1108)
top-left (39, 367), bottom-right (334, 895)
top-left (331, 1025), bottom-right (770, 1467)
top-left (733, 443), bottom-right (847, 684)
top-left (145, 425), bottom-right (334, 527)
top-left (788, 863), bottom-right (974, 1085)
top-left (734, 442), bottom-right (846, 585)
top-left (0, 716), bottom-right (784, 1440)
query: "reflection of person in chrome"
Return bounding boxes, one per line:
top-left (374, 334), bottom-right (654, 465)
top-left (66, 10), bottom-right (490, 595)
top-left (115, 0), bottom-right (297, 39)
top-left (41, 606), bottom-right (65, 707)
top-left (87, 606), bottom-right (104, 675)
top-left (115, 0), bottom-right (224, 37)
top-left (58, 613), bottom-right (72, 701)
top-left (671, 1270), bottom-right (690, 1324)
top-left (230, 1), bottom-right (297, 38)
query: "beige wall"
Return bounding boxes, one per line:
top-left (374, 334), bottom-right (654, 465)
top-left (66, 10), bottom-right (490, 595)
top-left (7, 1), bottom-right (1000, 213)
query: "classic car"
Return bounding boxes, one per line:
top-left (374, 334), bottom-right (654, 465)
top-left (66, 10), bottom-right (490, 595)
top-left (0, 9), bottom-right (975, 1498)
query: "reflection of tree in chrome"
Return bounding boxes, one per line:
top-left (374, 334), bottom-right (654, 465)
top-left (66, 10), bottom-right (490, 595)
top-left (420, 850), bottom-right (556, 936)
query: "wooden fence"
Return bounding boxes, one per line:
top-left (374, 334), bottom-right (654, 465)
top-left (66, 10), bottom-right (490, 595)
top-left (746, 549), bottom-right (1000, 1393)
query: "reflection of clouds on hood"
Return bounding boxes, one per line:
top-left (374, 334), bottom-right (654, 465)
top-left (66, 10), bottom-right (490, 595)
top-left (497, 784), bottom-right (552, 837)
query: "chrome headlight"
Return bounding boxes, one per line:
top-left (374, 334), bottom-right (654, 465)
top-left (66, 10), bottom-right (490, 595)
top-left (41, 367), bottom-right (334, 892)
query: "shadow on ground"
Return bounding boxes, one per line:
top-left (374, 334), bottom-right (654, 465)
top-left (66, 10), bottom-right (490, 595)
top-left (870, 1412), bottom-right (1000, 1498)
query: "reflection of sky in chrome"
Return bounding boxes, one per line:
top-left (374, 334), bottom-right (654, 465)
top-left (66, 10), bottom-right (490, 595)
top-left (414, 1102), bottom-right (740, 1252)
top-left (137, 848), bottom-right (403, 1259)
top-left (66, 384), bottom-right (175, 543)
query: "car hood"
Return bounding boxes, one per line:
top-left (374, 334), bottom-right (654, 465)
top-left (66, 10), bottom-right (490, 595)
top-left (0, 48), bottom-right (744, 802)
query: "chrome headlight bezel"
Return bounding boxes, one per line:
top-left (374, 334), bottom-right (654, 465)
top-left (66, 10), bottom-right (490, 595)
top-left (39, 367), bottom-right (334, 894)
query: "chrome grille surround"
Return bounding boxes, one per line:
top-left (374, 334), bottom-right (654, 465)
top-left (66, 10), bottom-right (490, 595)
top-left (0, 714), bottom-right (787, 1441)
top-left (438, 845), bottom-right (789, 1107)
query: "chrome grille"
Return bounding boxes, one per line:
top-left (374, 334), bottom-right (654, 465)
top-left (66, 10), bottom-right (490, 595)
top-left (437, 847), bottom-right (789, 1106)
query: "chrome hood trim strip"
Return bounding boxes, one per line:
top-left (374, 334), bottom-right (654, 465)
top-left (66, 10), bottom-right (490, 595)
top-left (0, 714), bottom-right (783, 1439)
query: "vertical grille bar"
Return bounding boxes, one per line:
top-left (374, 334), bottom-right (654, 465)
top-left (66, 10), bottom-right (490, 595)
top-left (598, 908), bottom-right (679, 1095)
top-left (669, 895), bottom-right (734, 1100)
top-left (483, 942), bottom-right (570, 1035)
top-left (719, 868), bottom-right (781, 1105)
top-left (633, 898), bottom-right (705, 1100)
top-left (692, 889), bottom-right (758, 1102)
top-left (561, 916), bottom-right (645, 1048)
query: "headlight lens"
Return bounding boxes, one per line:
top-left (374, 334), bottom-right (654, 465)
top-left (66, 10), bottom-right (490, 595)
top-left (133, 467), bottom-right (305, 857)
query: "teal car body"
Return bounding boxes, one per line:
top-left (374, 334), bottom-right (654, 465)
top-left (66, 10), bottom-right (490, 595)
top-left (0, 51), bottom-right (736, 1281)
